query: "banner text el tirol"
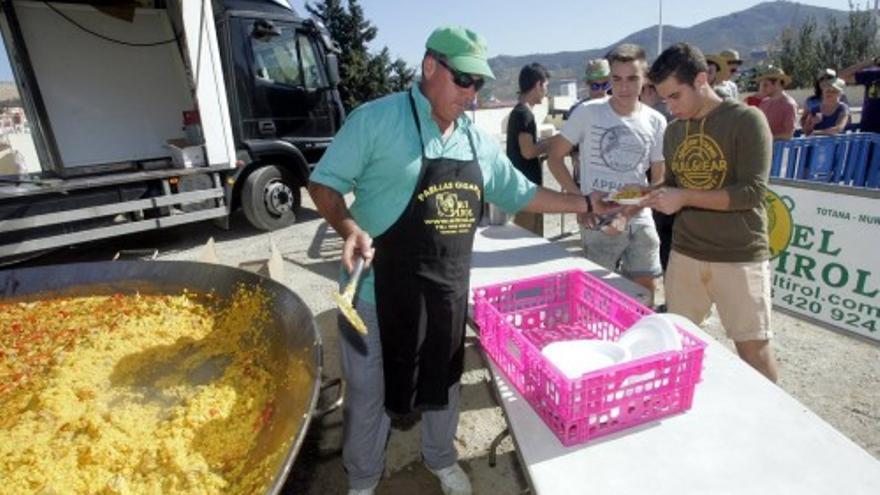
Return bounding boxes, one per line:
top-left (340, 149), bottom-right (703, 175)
top-left (767, 184), bottom-right (879, 342)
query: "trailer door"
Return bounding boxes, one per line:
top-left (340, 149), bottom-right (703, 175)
top-left (179, 0), bottom-right (236, 168)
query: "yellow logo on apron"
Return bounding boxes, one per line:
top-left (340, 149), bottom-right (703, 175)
top-left (422, 188), bottom-right (478, 235)
top-left (765, 189), bottom-right (794, 259)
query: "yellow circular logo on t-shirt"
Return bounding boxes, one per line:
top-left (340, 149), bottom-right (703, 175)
top-left (671, 134), bottom-right (728, 190)
top-left (765, 189), bottom-right (794, 259)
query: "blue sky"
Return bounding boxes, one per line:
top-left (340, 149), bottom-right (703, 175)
top-left (338, 0), bottom-right (857, 67)
top-left (0, 0), bottom-right (861, 80)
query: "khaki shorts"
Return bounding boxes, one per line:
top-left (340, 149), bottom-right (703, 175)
top-left (665, 250), bottom-right (772, 342)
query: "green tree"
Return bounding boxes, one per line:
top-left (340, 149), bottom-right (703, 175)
top-left (306, 0), bottom-right (415, 111)
top-left (816, 17), bottom-right (843, 73)
top-left (775, 5), bottom-right (878, 88)
top-left (777, 17), bottom-right (820, 88)
top-left (388, 57), bottom-right (415, 92)
top-left (841, 5), bottom-right (877, 68)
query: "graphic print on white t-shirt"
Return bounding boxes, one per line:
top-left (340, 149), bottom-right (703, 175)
top-left (591, 123), bottom-right (651, 176)
top-left (561, 100), bottom-right (667, 225)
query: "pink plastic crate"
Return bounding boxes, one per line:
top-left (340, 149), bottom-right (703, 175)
top-left (473, 269), bottom-right (707, 447)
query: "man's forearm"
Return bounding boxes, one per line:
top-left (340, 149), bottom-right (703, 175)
top-left (520, 188), bottom-right (617, 215)
top-left (521, 188), bottom-right (589, 214)
top-left (308, 181), bottom-right (363, 238)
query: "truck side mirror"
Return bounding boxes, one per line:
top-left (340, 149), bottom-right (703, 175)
top-left (327, 53), bottom-right (340, 86)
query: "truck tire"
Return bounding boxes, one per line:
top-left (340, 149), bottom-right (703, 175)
top-left (241, 164), bottom-right (301, 231)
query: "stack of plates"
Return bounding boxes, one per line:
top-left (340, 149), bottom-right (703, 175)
top-left (617, 314), bottom-right (683, 359)
top-left (538, 314), bottom-right (688, 380)
top-left (541, 340), bottom-right (630, 379)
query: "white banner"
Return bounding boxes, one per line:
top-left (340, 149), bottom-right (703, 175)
top-left (767, 183), bottom-right (879, 342)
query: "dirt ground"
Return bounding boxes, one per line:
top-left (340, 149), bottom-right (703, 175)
top-left (17, 177), bottom-right (879, 495)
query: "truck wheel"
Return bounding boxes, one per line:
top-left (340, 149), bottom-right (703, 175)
top-left (241, 164), bottom-right (301, 231)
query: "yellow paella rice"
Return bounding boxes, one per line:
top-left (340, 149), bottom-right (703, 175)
top-left (0, 286), bottom-right (295, 495)
top-left (609, 189), bottom-right (644, 201)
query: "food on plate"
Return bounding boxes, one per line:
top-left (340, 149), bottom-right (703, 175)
top-left (612, 189), bottom-right (642, 200)
top-left (0, 287), bottom-right (297, 495)
top-left (607, 189), bottom-right (646, 204)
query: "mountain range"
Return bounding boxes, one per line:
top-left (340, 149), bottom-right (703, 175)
top-left (486, 1), bottom-right (851, 101)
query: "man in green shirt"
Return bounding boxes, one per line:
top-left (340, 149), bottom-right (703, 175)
top-left (645, 43), bottom-right (779, 382)
top-left (309, 26), bottom-right (607, 495)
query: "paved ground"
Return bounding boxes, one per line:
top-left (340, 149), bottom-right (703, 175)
top-left (16, 186), bottom-right (879, 494)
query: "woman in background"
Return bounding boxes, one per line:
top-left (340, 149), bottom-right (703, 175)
top-left (800, 69), bottom-right (848, 132)
top-left (804, 77), bottom-right (850, 137)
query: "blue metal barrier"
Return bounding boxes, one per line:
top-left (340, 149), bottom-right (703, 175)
top-left (771, 132), bottom-right (880, 188)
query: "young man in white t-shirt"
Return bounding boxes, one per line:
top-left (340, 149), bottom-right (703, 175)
top-left (547, 43), bottom-right (666, 304)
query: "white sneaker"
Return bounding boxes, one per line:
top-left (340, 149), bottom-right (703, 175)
top-left (346, 486), bottom-right (376, 495)
top-left (427, 462), bottom-right (472, 495)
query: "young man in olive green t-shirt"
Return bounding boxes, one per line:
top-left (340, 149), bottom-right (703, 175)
top-left (644, 43), bottom-right (779, 382)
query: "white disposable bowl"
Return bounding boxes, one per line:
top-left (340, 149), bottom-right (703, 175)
top-left (541, 339), bottom-right (631, 379)
top-left (618, 314), bottom-right (683, 359)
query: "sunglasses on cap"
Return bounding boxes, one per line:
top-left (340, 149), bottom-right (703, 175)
top-left (434, 56), bottom-right (485, 92)
top-left (590, 80), bottom-right (611, 91)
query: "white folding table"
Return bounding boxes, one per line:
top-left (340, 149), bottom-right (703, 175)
top-left (469, 224), bottom-right (880, 495)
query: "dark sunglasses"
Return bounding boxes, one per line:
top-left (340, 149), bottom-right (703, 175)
top-left (434, 56), bottom-right (485, 91)
top-left (590, 80), bottom-right (611, 91)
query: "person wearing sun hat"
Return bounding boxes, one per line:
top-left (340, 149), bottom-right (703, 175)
top-left (801, 67), bottom-right (849, 130)
top-left (705, 53), bottom-right (733, 98)
top-left (309, 25), bottom-right (608, 495)
top-left (718, 48), bottom-right (742, 99)
top-left (719, 49), bottom-right (743, 75)
top-left (757, 66), bottom-right (798, 140)
top-left (805, 76), bottom-right (850, 136)
top-left (756, 65), bottom-right (792, 87)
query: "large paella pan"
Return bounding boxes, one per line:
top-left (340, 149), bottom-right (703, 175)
top-left (0, 261), bottom-right (326, 494)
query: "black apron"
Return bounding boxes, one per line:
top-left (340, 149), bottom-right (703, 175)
top-left (372, 91), bottom-right (484, 415)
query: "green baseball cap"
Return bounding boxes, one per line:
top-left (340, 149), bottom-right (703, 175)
top-left (585, 58), bottom-right (610, 81)
top-left (426, 26), bottom-right (495, 79)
